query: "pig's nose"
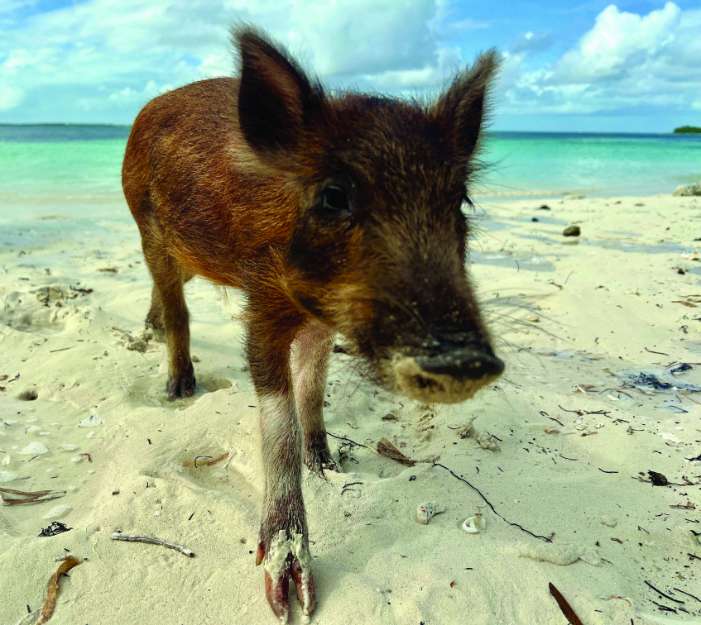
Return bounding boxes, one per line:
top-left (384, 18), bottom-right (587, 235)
top-left (415, 348), bottom-right (504, 380)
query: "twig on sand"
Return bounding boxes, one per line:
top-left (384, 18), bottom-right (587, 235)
top-left (341, 481), bottom-right (363, 496)
top-left (651, 600), bottom-right (678, 613)
top-left (558, 404), bottom-right (610, 416)
top-left (644, 580), bottom-right (685, 605)
top-left (549, 582), bottom-right (584, 625)
top-left (645, 347), bottom-right (670, 356)
top-left (327, 432), bottom-right (370, 449)
top-left (328, 430), bottom-right (553, 543)
top-left (36, 556), bottom-right (82, 625)
top-left (673, 587), bottom-right (701, 603)
top-left (432, 462), bottom-right (553, 543)
top-left (111, 532), bottom-right (195, 557)
top-left (183, 452), bottom-right (230, 469)
top-left (0, 487), bottom-right (66, 506)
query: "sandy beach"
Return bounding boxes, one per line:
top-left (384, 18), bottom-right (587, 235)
top-left (1, 193), bottom-right (699, 625)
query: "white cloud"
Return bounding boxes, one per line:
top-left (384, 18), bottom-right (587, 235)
top-left (0, 0), bottom-right (458, 121)
top-left (0, 83), bottom-right (24, 111)
top-left (499, 2), bottom-right (701, 117)
top-left (511, 31), bottom-right (552, 54)
top-left (285, 0), bottom-right (436, 77)
top-left (554, 2), bottom-right (681, 82)
top-left (0, 0), bottom-right (699, 126)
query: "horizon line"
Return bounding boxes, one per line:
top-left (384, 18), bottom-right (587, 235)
top-left (0, 122), bottom-right (693, 136)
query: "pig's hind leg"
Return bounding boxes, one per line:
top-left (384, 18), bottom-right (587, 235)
top-left (140, 224), bottom-right (196, 400)
top-left (291, 321), bottom-right (337, 475)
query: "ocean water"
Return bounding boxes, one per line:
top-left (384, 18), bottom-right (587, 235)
top-left (1, 125), bottom-right (700, 218)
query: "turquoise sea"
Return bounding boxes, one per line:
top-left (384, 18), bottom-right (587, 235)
top-left (0, 124), bottom-right (700, 219)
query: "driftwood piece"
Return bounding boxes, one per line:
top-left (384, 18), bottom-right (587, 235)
top-left (111, 532), bottom-right (195, 557)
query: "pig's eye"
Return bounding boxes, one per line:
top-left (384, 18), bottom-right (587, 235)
top-left (320, 185), bottom-right (351, 216)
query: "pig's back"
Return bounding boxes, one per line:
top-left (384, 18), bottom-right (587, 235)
top-left (122, 77), bottom-right (241, 221)
top-left (122, 78), bottom-right (293, 286)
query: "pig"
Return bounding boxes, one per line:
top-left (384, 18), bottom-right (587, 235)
top-left (122, 26), bottom-right (503, 623)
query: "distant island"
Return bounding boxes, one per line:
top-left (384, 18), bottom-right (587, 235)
top-left (674, 126), bottom-right (701, 134)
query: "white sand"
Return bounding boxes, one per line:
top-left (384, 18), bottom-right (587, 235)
top-left (1, 194), bottom-right (699, 625)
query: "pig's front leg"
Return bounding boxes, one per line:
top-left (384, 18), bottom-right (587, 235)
top-left (291, 321), bottom-right (337, 475)
top-left (247, 312), bottom-right (316, 623)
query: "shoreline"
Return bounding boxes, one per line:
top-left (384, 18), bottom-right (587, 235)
top-left (2, 189), bottom-right (700, 221)
top-left (1, 193), bottom-right (699, 625)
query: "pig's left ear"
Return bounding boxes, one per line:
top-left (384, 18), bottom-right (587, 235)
top-left (432, 50), bottom-right (499, 160)
top-left (233, 26), bottom-right (325, 156)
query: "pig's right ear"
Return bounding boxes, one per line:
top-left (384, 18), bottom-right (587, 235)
top-left (432, 50), bottom-right (499, 161)
top-left (234, 27), bottom-right (324, 155)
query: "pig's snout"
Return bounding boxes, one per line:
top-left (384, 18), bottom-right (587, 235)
top-left (390, 339), bottom-right (504, 404)
top-left (415, 348), bottom-right (504, 379)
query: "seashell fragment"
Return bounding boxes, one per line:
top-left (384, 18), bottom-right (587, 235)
top-left (415, 502), bottom-right (442, 525)
top-left (19, 442), bottom-right (49, 456)
top-left (0, 470), bottom-right (18, 483)
top-left (79, 414), bottom-right (103, 428)
top-left (600, 515), bottom-right (618, 528)
top-left (462, 513), bottom-right (486, 534)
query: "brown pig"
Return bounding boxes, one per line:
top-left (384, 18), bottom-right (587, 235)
top-left (122, 26), bottom-right (503, 623)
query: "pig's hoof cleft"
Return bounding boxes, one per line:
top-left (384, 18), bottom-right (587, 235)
top-left (259, 532), bottom-right (316, 623)
top-left (166, 370), bottom-right (196, 400)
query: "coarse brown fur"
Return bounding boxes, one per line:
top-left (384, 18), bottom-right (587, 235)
top-left (123, 25), bottom-right (501, 623)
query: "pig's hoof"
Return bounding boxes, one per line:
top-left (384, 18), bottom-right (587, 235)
top-left (304, 431), bottom-right (338, 477)
top-left (304, 446), bottom-right (339, 476)
top-left (166, 366), bottom-right (196, 400)
top-left (257, 531), bottom-right (316, 623)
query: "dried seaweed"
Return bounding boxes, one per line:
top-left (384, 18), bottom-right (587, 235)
top-left (0, 487), bottom-right (66, 506)
top-left (623, 372), bottom-right (701, 393)
top-left (36, 556), bottom-right (81, 625)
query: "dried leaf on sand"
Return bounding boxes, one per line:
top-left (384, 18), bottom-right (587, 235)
top-left (36, 556), bottom-right (81, 625)
top-left (376, 438), bottom-right (416, 466)
top-left (549, 582), bottom-right (584, 625)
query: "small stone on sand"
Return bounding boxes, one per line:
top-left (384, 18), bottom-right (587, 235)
top-left (18, 388), bottom-right (38, 401)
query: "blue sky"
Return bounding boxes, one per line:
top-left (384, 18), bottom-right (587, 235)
top-left (1, 0), bottom-right (700, 131)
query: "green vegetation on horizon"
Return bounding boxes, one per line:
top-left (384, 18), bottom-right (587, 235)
top-left (674, 125), bottom-right (701, 134)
